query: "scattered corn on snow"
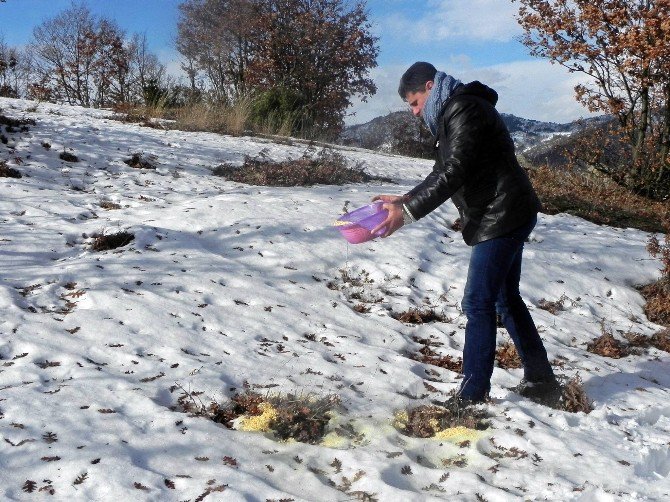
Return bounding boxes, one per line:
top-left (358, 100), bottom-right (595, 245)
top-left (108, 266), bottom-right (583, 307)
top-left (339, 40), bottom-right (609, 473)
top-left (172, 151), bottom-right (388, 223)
top-left (1, 96), bottom-right (669, 501)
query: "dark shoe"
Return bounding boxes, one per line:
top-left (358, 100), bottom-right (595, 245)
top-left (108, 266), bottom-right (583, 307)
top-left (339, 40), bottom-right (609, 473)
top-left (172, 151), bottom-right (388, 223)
top-left (515, 377), bottom-right (562, 406)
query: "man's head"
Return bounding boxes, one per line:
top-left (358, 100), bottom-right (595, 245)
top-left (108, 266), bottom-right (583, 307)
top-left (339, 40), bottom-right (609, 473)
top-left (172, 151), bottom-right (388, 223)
top-left (398, 61), bottom-right (437, 117)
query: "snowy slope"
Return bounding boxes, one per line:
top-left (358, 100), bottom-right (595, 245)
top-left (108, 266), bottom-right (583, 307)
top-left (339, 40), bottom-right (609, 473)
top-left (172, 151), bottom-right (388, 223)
top-left (1, 97), bottom-right (669, 501)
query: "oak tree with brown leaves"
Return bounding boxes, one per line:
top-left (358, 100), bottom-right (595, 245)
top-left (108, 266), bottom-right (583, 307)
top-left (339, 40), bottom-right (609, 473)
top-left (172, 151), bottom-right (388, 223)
top-left (516, 0), bottom-right (670, 199)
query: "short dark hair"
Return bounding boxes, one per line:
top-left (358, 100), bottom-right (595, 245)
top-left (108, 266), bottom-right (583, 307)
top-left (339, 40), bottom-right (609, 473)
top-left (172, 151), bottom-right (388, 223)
top-left (398, 62), bottom-right (437, 100)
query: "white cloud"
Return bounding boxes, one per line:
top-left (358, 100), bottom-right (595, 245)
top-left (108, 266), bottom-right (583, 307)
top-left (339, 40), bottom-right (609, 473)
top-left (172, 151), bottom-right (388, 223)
top-left (380, 0), bottom-right (522, 43)
top-left (346, 59), bottom-right (597, 126)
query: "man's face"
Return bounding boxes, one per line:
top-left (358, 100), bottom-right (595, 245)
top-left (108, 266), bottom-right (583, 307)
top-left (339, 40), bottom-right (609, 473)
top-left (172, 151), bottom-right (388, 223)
top-left (405, 80), bottom-right (434, 118)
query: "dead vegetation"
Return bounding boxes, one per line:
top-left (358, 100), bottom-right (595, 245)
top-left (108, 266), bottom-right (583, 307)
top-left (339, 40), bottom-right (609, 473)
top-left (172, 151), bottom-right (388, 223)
top-left (124, 153), bottom-right (157, 170)
top-left (212, 147), bottom-right (392, 187)
top-left (396, 401), bottom-right (490, 438)
top-left (495, 341), bottom-right (522, 369)
top-left (529, 165), bottom-right (669, 233)
top-left (537, 294), bottom-right (574, 314)
top-left (89, 231), bottom-right (134, 251)
top-left (409, 336), bottom-right (462, 373)
top-left (391, 307), bottom-right (449, 324)
top-left (639, 279), bottom-right (670, 327)
top-left (99, 200), bottom-right (122, 210)
top-left (559, 375), bottom-right (593, 414)
top-left (177, 389), bottom-right (340, 445)
top-left (587, 322), bottom-right (670, 358)
top-left (59, 151), bottom-right (79, 162)
top-left (0, 160), bottom-right (21, 178)
top-left (0, 114), bottom-right (35, 130)
top-left (587, 330), bottom-right (631, 358)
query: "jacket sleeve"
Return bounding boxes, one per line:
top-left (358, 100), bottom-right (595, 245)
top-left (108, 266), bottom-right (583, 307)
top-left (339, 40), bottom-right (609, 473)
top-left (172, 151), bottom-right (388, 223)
top-left (404, 98), bottom-right (488, 220)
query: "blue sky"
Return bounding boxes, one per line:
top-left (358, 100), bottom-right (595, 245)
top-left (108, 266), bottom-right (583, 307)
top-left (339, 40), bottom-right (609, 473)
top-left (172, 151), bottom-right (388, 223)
top-left (0, 0), bottom-right (593, 125)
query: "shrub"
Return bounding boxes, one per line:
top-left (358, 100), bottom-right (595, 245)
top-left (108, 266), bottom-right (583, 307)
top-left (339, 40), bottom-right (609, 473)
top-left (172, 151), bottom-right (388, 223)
top-left (59, 151), bottom-right (79, 162)
top-left (179, 389), bottom-right (340, 445)
top-left (529, 165), bottom-right (669, 233)
top-left (586, 332), bottom-right (630, 359)
top-left (90, 231), bottom-right (134, 251)
top-left (559, 375), bottom-right (593, 414)
top-left (213, 147), bottom-right (391, 187)
top-left (0, 160), bottom-right (21, 178)
top-left (124, 153), bottom-right (157, 170)
top-left (495, 341), bottom-right (522, 369)
top-left (395, 401), bottom-right (489, 439)
top-left (391, 307), bottom-right (448, 324)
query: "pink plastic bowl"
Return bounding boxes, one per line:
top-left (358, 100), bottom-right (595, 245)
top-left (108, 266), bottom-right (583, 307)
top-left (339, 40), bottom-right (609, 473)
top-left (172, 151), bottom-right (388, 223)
top-left (335, 202), bottom-right (388, 244)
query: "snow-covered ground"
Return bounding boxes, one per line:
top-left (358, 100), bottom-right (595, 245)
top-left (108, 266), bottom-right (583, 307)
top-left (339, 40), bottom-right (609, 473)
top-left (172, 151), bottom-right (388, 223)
top-left (1, 97), bottom-right (669, 501)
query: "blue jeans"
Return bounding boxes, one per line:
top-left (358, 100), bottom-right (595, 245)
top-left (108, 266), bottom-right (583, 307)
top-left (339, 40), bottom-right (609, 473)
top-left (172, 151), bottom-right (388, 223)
top-left (459, 215), bottom-right (554, 401)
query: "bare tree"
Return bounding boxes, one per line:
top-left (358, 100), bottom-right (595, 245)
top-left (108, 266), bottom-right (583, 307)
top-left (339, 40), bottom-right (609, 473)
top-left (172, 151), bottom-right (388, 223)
top-left (177, 0), bottom-right (255, 103)
top-left (28, 2), bottom-right (168, 108)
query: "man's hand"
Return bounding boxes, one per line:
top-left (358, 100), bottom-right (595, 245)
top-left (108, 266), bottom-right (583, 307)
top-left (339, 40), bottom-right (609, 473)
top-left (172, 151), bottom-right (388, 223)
top-left (371, 194), bottom-right (405, 238)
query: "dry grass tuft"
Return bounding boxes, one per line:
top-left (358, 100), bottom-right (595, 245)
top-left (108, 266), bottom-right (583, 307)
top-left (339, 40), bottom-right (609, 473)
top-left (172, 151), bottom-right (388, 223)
top-left (59, 151), bottom-right (79, 162)
top-left (411, 347), bottom-right (462, 373)
top-left (124, 153), bottom-right (157, 170)
top-left (90, 231), bottom-right (134, 252)
top-left (172, 100), bottom-right (253, 136)
top-left (560, 375), bottom-right (593, 414)
top-left (213, 148), bottom-right (390, 187)
top-left (179, 389), bottom-right (339, 445)
top-left (650, 329), bottom-right (670, 352)
top-left (0, 160), bottom-right (21, 178)
top-left (99, 201), bottom-right (122, 210)
top-left (398, 402), bottom-right (489, 438)
top-left (586, 332), bottom-right (630, 359)
top-left (537, 294), bottom-right (572, 315)
top-left (495, 341), bottom-right (522, 369)
top-left (639, 279), bottom-right (670, 327)
top-left (391, 307), bottom-right (448, 324)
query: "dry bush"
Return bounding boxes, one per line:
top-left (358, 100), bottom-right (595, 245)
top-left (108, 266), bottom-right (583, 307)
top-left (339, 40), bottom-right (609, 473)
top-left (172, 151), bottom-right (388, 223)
top-left (0, 160), bottom-right (21, 178)
top-left (650, 329), bottom-right (670, 352)
top-left (59, 151), bottom-right (79, 162)
top-left (182, 390), bottom-right (339, 445)
top-left (0, 114), bottom-right (35, 129)
top-left (398, 402), bottom-right (489, 438)
top-left (642, 228), bottom-right (670, 327)
top-left (99, 201), bottom-right (121, 210)
top-left (391, 307), bottom-right (448, 324)
top-left (495, 341), bottom-right (522, 369)
top-left (537, 294), bottom-right (572, 315)
top-left (639, 281), bottom-right (670, 327)
top-left (586, 332), bottom-right (630, 358)
top-left (124, 153), bottom-right (157, 170)
top-left (560, 375), bottom-right (593, 414)
top-left (410, 346), bottom-right (462, 373)
top-left (528, 165), bottom-right (669, 233)
top-left (213, 148), bottom-right (390, 187)
top-left (90, 231), bottom-right (134, 251)
top-left (207, 391), bottom-right (265, 426)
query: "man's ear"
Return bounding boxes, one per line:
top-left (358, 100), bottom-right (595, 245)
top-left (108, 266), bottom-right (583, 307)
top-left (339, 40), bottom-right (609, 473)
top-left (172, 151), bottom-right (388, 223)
top-left (425, 80), bottom-right (434, 91)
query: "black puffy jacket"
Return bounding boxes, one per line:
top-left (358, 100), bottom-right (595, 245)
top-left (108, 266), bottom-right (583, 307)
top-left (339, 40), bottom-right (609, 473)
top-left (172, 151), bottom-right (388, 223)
top-left (404, 81), bottom-right (541, 246)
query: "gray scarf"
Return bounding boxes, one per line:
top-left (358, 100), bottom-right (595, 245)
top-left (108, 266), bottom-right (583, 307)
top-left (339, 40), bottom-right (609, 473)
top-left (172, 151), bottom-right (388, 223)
top-left (422, 71), bottom-right (462, 137)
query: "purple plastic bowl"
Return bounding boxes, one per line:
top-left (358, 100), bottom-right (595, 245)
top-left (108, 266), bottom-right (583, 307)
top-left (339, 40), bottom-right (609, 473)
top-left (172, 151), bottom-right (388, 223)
top-left (335, 202), bottom-right (389, 244)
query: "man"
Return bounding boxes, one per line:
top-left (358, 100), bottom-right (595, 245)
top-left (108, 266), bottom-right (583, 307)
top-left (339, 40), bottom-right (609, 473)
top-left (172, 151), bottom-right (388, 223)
top-left (372, 62), bottom-right (558, 404)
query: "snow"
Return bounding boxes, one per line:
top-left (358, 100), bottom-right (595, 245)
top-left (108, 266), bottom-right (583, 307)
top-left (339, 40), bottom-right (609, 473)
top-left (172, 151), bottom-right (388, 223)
top-left (1, 96), bottom-right (669, 501)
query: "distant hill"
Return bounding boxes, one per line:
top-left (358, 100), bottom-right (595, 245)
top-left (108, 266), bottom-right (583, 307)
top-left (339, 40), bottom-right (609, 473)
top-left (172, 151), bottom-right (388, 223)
top-left (339, 110), bottom-right (610, 167)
